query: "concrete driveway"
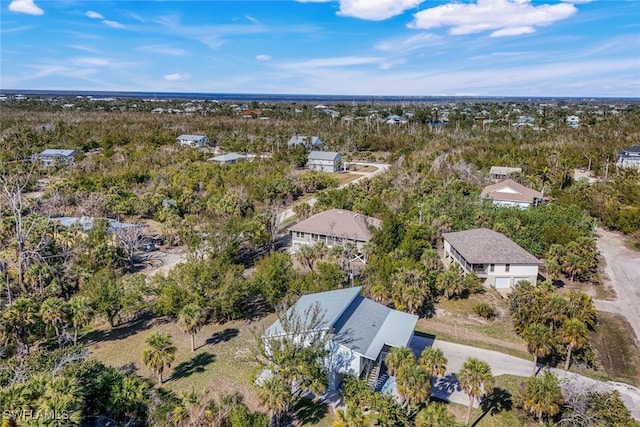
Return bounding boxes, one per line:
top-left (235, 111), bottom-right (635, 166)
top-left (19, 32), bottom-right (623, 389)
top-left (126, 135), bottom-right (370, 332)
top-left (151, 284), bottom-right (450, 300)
top-left (594, 228), bottom-right (640, 345)
top-left (409, 336), bottom-right (640, 420)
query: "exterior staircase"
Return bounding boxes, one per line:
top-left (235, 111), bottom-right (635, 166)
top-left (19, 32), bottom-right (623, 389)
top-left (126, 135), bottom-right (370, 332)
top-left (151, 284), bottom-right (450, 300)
top-left (366, 362), bottom-right (381, 389)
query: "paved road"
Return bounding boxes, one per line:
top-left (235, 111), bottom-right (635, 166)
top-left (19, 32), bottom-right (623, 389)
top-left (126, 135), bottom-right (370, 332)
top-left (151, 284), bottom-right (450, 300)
top-left (277, 161), bottom-right (391, 225)
top-left (409, 336), bottom-right (640, 420)
top-left (593, 228), bottom-right (640, 345)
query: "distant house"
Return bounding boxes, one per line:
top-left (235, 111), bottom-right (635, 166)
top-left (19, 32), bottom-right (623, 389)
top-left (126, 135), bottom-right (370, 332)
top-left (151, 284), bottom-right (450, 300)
top-left (50, 216), bottom-right (139, 233)
top-left (443, 228), bottom-right (540, 290)
top-left (32, 149), bottom-right (77, 166)
top-left (287, 135), bottom-right (324, 149)
top-left (289, 209), bottom-right (381, 261)
top-left (480, 179), bottom-right (545, 208)
top-left (264, 286), bottom-right (418, 391)
top-left (616, 146), bottom-right (640, 170)
top-left (208, 153), bottom-right (247, 165)
top-left (488, 166), bottom-right (522, 181)
top-left (307, 151), bottom-right (342, 173)
top-left (566, 116), bottom-right (580, 128)
top-left (176, 134), bottom-right (209, 148)
top-left (385, 115), bottom-right (407, 125)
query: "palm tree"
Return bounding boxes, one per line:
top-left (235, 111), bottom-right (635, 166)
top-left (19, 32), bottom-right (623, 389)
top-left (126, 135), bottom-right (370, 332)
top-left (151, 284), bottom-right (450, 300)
top-left (520, 370), bottom-right (563, 425)
top-left (419, 347), bottom-right (448, 379)
top-left (384, 346), bottom-right (415, 376)
top-left (415, 403), bottom-right (456, 427)
top-left (457, 357), bottom-right (494, 426)
top-left (558, 318), bottom-right (589, 371)
top-left (395, 364), bottom-right (432, 411)
top-left (295, 244), bottom-right (316, 272)
top-left (68, 295), bottom-right (94, 345)
top-left (332, 405), bottom-right (367, 427)
top-left (522, 324), bottom-right (555, 376)
top-left (2, 297), bottom-right (40, 354)
top-left (178, 303), bottom-right (207, 352)
top-left (39, 297), bottom-right (68, 342)
top-left (258, 376), bottom-right (291, 427)
top-left (565, 290), bottom-right (597, 329)
top-left (141, 332), bottom-right (177, 384)
top-left (435, 266), bottom-right (463, 299)
top-left (109, 376), bottom-right (149, 421)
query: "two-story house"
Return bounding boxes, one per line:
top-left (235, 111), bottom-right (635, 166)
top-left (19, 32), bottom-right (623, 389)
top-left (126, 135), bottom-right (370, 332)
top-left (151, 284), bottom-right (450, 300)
top-left (307, 151), bottom-right (342, 172)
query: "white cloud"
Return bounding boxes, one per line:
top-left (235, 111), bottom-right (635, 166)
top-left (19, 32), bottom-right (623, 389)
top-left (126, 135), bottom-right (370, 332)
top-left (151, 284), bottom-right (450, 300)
top-left (86, 10), bottom-right (104, 19)
top-left (103, 20), bottom-right (126, 29)
top-left (256, 54), bottom-right (272, 61)
top-left (164, 73), bottom-right (191, 81)
top-left (136, 45), bottom-right (188, 56)
top-left (71, 57), bottom-right (110, 67)
top-left (375, 33), bottom-right (443, 52)
top-left (8, 0), bottom-right (43, 16)
top-left (284, 56), bottom-right (381, 69)
top-left (336, 0), bottom-right (423, 21)
top-left (410, 0), bottom-right (577, 37)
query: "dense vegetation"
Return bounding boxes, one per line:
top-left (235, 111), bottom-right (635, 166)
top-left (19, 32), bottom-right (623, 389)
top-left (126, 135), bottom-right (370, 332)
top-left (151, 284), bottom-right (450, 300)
top-left (1, 96), bottom-right (639, 426)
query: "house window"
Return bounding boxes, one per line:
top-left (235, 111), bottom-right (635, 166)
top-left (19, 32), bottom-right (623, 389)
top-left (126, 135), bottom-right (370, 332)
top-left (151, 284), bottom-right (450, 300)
top-left (489, 264), bottom-right (495, 272)
top-left (294, 231), bottom-right (304, 238)
top-left (505, 264), bottom-right (510, 272)
top-left (311, 233), bottom-right (320, 241)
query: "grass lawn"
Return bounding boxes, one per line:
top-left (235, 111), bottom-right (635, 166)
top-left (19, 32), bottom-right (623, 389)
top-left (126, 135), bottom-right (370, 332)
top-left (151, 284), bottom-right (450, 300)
top-left (84, 313), bottom-right (278, 411)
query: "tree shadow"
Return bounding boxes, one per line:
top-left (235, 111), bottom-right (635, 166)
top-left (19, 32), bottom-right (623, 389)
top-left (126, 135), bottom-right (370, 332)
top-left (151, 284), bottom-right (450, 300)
top-left (431, 372), bottom-right (461, 401)
top-left (206, 328), bottom-right (239, 346)
top-left (82, 311), bottom-right (167, 345)
top-left (472, 387), bottom-right (513, 426)
top-left (294, 397), bottom-right (328, 425)
top-left (169, 351), bottom-right (215, 381)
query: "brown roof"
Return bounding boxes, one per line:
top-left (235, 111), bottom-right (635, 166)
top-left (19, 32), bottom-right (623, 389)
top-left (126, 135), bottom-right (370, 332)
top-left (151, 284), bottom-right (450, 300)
top-left (443, 228), bottom-right (540, 265)
top-left (480, 179), bottom-right (543, 204)
top-left (289, 209), bottom-right (381, 242)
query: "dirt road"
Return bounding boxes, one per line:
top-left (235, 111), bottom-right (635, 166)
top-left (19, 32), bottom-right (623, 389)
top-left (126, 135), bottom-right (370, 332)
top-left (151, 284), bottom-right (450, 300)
top-left (277, 161), bottom-right (390, 225)
top-left (594, 228), bottom-right (640, 345)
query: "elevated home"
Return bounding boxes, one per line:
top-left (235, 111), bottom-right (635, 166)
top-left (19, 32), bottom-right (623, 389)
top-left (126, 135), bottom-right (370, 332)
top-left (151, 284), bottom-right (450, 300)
top-left (208, 153), bottom-right (247, 164)
top-left (307, 151), bottom-right (342, 172)
top-left (481, 179), bottom-right (545, 208)
top-left (289, 209), bottom-right (381, 262)
top-left (264, 287), bottom-right (418, 391)
top-left (616, 146), bottom-right (640, 170)
top-left (488, 166), bottom-right (522, 181)
top-left (32, 149), bottom-right (77, 166)
top-left (443, 228), bottom-right (540, 290)
top-left (176, 134), bottom-right (209, 148)
top-left (287, 135), bottom-right (324, 149)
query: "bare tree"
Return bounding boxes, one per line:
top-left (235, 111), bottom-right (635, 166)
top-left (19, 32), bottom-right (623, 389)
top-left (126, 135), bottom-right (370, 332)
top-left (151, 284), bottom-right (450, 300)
top-left (114, 224), bottom-right (145, 271)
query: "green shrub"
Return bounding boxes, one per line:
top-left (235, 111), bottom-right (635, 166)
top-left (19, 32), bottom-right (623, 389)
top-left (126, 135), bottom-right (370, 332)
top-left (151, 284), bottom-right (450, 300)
top-left (474, 302), bottom-right (496, 319)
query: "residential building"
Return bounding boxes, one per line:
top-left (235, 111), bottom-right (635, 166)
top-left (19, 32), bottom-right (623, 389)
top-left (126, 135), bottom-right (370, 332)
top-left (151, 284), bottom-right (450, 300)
top-left (176, 134), bottom-right (209, 147)
top-left (616, 146), bottom-right (640, 170)
top-left (443, 228), bottom-right (540, 289)
top-left (289, 209), bottom-right (381, 260)
top-left (480, 179), bottom-right (545, 208)
top-left (32, 149), bottom-right (77, 166)
top-left (287, 135), bottom-right (324, 149)
top-left (488, 166), bottom-right (522, 181)
top-left (566, 115), bottom-right (580, 128)
top-left (208, 153), bottom-right (247, 164)
top-left (50, 216), bottom-right (139, 233)
top-left (307, 151), bottom-right (342, 172)
top-left (264, 286), bottom-right (418, 391)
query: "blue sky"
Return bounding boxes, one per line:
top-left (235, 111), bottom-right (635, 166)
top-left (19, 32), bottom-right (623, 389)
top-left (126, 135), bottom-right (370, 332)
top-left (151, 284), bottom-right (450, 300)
top-left (1, 0), bottom-right (639, 96)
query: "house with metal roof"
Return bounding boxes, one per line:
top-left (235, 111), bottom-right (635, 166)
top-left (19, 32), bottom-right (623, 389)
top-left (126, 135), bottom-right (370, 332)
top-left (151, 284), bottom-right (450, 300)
top-left (480, 179), bottom-right (545, 208)
top-left (289, 209), bottom-right (381, 261)
top-left (264, 286), bottom-right (418, 391)
top-left (616, 146), bottom-right (640, 170)
top-left (287, 135), bottom-right (324, 149)
top-left (176, 134), bottom-right (209, 148)
top-left (488, 166), bottom-right (522, 181)
top-left (32, 149), bottom-right (78, 166)
top-left (208, 152), bottom-right (247, 164)
top-left (307, 150), bottom-right (342, 172)
top-left (443, 228), bottom-right (540, 290)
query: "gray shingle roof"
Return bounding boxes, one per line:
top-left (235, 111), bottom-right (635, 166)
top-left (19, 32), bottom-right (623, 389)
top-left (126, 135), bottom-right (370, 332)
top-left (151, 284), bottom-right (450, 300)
top-left (287, 135), bottom-right (323, 147)
top-left (39, 149), bottom-right (76, 157)
top-left (308, 150), bottom-right (341, 161)
top-left (443, 228), bottom-right (540, 265)
top-left (481, 179), bottom-right (543, 204)
top-left (489, 166), bottom-right (522, 176)
top-left (289, 209), bottom-right (381, 242)
top-left (208, 153), bottom-right (246, 162)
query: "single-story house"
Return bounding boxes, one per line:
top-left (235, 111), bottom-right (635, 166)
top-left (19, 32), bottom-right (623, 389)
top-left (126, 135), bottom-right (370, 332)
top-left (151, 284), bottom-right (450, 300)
top-left (176, 134), bottom-right (209, 148)
top-left (616, 146), bottom-right (640, 170)
top-left (51, 216), bottom-right (139, 233)
top-left (264, 286), bottom-right (418, 391)
top-left (208, 153), bottom-right (247, 164)
top-left (480, 179), bottom-right (545, 208)
top-left (566, 116), bottom-right (580, 128)
top-left (488, 166), bottom-right (522, 181)
top-left (289, 209), bottom-right (381, 259)
top-left (32, 149), bottom-right (77, 166)
top-left (287, 135), bottom-right (324, 149)
top-left (307, 151), bottom-right (342, 173)
top-left (442, 228), bottom-right (540, 290)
